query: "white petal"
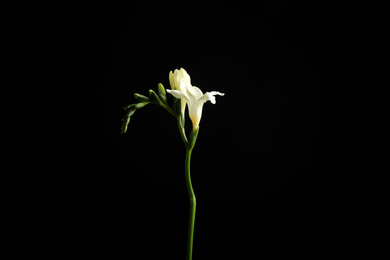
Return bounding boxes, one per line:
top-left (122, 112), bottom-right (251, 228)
top-left (179, 79), bottom-right (188, 94)
top-left (202, 93), bottom-right (216, 104)
top-left (187, 86), bottom-right (204, 100)
top-left (180, 98), bottom-right (187, 113)
top-left (179, 68), bottom-right (191, 86)
top-left (187, 101), bottom-right (204, 131)
top-left (200, 91), bottom-right (224, 104)
top-left (209, 91), bottom-right (225, 97)
top-left (179, 78), bottom-right (187, 91)
top-left (166, 89), bottom-right (188, 100)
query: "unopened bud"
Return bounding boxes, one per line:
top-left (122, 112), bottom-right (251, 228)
top-left (149, 89), bottom-right (162, 105)
top-left (134, 93), bottom-right (150, 102)
top-left (135, 102), bottom-right (150, 109)
top-left (157, 83), bottom-right (168, 104)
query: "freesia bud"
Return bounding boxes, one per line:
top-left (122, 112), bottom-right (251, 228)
top-left (157, 83), bottom-right (168, 105)
top-left (149, 89), bottom-right (163, 105)
top-left (126, 107), bottom-right (136, 117)
top-left (120, 107), bottom-right (136, 134)
top-left (135, 102), bottom-right (150, 109)
top-left (122, 104), bottom-right (135, 111)
top-left (169, 68), bottom-right (189, 114)
top-left (134, 93), bottom-right (150, 102)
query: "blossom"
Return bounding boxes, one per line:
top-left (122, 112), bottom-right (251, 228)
top-left (169, 68), bottom-right (190, 113)
top-left (167, 68), bottom-right (225, 130)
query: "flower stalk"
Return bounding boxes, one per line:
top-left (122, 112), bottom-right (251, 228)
top-left (183, 127), bottom-right (199, 260)
top-left (178, 112), bottom-right (189, 148)
top-left (120, 68), bottom-right (223, 259)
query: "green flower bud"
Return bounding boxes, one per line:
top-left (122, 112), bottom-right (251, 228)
top-left (120, 107), bottom-right (137, 134)
top-left (135, 102), bottom-right (150, 109)
top-left (120, 123), bottom-right (128, 134)
top-left (122, 104), bottom-right (135, 111)
top-left (127, 107), bottom-right (136, 117)
top-left (120, 114), bottom-right (131, 134)
top-left (157, 83), bottom-right (168, 105)
top-left (134, 93), bottom-right (150, 102)
top-left (149, 89), bottom-right (162, 105)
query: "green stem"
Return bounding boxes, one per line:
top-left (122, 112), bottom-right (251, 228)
top-left (178, 113), bottom-right (188, 148)
top-left (185, 146), bottom-right (196, 260)
top-left (161, 103), bottom-right (177, 118)
top-left (184, 128), bottom-right (199, 260)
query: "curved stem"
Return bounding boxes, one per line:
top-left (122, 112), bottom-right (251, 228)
top-left (185, 146), bottom-right (196, 260)
top-left (178, 113), bottom-right (188, 148)
top-left (184, 128), bottom-right (199, 260)
top-left (160, 103), bottom-right (177, 117)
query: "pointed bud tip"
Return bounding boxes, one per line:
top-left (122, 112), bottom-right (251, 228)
top-left (134, 93), bottom-right (150, 102)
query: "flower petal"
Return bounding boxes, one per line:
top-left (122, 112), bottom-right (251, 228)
top-left (179, 68), bottom-right (191, 86)
top-left (209, 91), bottom-right (225, 96)
top-left (180, 99), bottom-right (187, 114)
top-left (166, 89), bottom-right (188, 100)
top-left (187, 101), bottom-right (204, 131)
top-left (187, 86), bottom-right (204, 100)
top-left (200, 91), bottom-right (225, 104)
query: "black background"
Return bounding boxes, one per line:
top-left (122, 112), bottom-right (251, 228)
top-left (1, 1), bottom-right (384, 259)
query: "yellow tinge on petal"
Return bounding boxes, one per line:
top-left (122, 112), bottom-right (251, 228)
top-left (169, 71), bottom-right (177, 90)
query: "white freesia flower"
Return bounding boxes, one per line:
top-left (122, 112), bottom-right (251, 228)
top-left (167, 68), bottom-right (225, 130)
